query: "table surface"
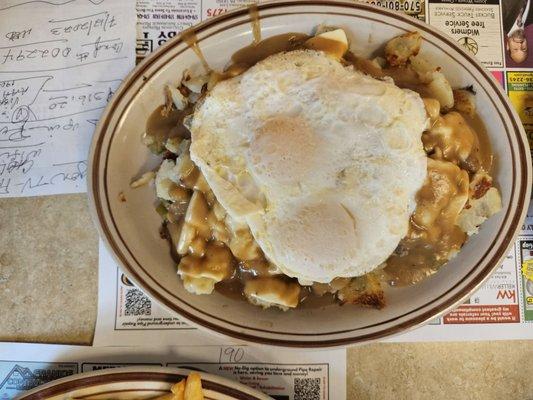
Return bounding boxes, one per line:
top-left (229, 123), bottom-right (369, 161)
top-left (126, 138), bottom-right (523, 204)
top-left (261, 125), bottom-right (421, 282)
top-left (1, 194), bottom-right (532, 399)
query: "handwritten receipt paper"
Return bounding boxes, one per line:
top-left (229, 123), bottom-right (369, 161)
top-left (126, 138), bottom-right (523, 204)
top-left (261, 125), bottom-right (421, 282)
top-left (0, 0), bottom-right (134, 197)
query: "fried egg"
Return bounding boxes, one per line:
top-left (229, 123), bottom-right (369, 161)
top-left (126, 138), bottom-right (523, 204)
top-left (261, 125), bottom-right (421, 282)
top-left (190, 50), bottom-right (428, 283)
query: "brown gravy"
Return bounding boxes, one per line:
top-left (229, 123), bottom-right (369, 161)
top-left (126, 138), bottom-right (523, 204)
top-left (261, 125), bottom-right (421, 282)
top-left (231, 33), bottom-right (309, 67)
top-left (145, 105), bottom-right (190, 153)
top-left (181, 29), bottom-right (210, 72)
top-left (153, 21), bottom-right (495, 306)
top-left (466, 113), bottom-right (493, 172)
top-left (249, 3), bottom-right (262, 45)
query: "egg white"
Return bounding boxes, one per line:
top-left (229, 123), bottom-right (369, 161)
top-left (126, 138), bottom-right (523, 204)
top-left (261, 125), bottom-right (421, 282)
top-left (190, 50), bottom-right (428, 283)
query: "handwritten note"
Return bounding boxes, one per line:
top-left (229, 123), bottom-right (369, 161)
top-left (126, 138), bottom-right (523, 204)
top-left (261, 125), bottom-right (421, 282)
top-left (0, 0), bottom-right (135, 197)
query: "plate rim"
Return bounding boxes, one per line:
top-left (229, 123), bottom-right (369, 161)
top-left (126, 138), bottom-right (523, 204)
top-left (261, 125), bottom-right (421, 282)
top-left (15, 366), bottom-right (273, 400)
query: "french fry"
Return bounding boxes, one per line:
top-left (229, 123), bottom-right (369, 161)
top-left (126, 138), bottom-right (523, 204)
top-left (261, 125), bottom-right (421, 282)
top-left (171, 378), bottom-right (186, 400)
top-left (184, 372), bottom-right (204, 400)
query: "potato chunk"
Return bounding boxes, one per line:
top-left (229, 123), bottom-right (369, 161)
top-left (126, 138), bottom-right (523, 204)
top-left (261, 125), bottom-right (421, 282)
top-left (411, 158), bottom-right (469, 244)
top-left (410, 55), bottom-right (454, 109)
top-left (178, 243), bottom-right (234, 295)
top-left (457, 187), bottom-right (502, 235)
top-left (305, 28), bottom-right (349, 60)
top-left (385, 31), bottom-right (422, 66)
top-left (423, 112), bottom-right (475, 165)
top-left (244, 277), bottom-right (301, 311)
top-left (453, 89), bottom-right (476, 117)
top-left (337, 273), bottom-right (385, 309)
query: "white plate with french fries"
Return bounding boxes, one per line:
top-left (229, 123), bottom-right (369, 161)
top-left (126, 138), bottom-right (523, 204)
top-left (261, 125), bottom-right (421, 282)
top-left (15, 367), bottom-right (273, 400)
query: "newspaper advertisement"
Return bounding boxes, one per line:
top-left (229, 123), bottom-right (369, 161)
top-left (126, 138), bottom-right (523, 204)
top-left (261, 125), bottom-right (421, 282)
top-left (136, 0), bottom-right (201, 60)
top-left (507, 71), bottom-right (533, 157)
top-left (134, 0), bottom-right (427, 60)
top-left (427, 0), bottom-right (504, 68)
top-left (0, 342), bottom-right (346, 399)
top-left (365, 0), bottom-right (425, 20)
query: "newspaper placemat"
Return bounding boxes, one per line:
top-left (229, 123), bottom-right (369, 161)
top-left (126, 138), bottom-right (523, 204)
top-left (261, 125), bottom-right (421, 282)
top-left (0, 342), bottom-right (346, 399)
top-left (0, 0), bottom-right (135, 198)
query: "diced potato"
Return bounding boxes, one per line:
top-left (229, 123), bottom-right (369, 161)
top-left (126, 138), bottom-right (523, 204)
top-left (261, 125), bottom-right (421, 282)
top-left (372, 56), bottom-right (386, 68)
top-left (182, 275), bottom-right (216, 295)
top-left (179, 243), bottom-right (234, 281)
top-left (169, 185), bottom-right (190, 203)
top-left (183, 114), bottom-right (194, 131)
top-left (409, 54), bottom-right (434, 82)
top-left (184, 372), bottom-right (204, 400)
top-left (244, 277), bottom-right (301, 311)
top-left (183, 72), bottom-right (209, 93)
top-left (311, 278), bottom-right (351, 296)
top-left (385, 31), bottom-right (422, 66)
top-left (453, 89), bottom-right (476, 117)
top-left (156, 179), bottom-right (174, 202)
top-left (178, 254), bottom-right (202, 275)
top-left (176, 138), bottom-right (191, 156)
top-left (423, 112), bottom-right (475, 164)
top-left (207, 211), bottom-right (230, 243)
top-left (165, 137), bottom-right (183, 154)
top-left (177, 222), bottom-right (196, 255)
top-left (305, 28), bottom-right (349, 60)
top-left (179, 255), bottom-right (218, 295)
top-left (189, 237), bottom-right (207, 257)
top-left (422, 98), bottom-right (440, 125)
top-left (185, 191), bottom-right (210, 238)
top-left (411, 158), bottom-right (469, 242)
top-left (165, 85), bottom-right (188, 110)
top-left (457, 187), bottom-right (502, 235)
top-left (202, 242), bottom-right (234, 280)
top-left (228, 229), bottom-right (262, 261)
top-left (167, 219), bottom-right (185, 253)
top-left (410, 55), bottom-right (454, 109)
top-left (156, 160), bottom-right (179, 201)
top-left (426, 72), bottom-right (454, 110)
top-left (175, 151), bottom-right (198, 188)
top-left (469, 170), bottom-right (492, 200)
top-left (337, 273), bottom-right (385, 309)
top-left (240, 259), bottom-right (278, 277)
top-left (224, 213), bottom-right (249, 235)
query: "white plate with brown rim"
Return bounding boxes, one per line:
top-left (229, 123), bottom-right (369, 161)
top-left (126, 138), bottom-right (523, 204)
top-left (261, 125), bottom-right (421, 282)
top-left (88, 0), bottom-right (532, 347)
top-left (16, 366), bottom-right (272, 400)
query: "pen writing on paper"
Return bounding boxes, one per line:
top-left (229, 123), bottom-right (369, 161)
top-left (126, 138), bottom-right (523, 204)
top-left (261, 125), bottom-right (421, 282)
top-left (218, 347), bottom-right (245, 364)
top-left (0, 0), bottom-right (104, 12)
top-left (0, 0), bottom-right (133, 196)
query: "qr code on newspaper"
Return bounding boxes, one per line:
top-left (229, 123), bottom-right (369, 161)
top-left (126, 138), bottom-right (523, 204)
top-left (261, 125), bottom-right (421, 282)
top-left (294, 377), bottom-right (321, 400)
top-left (124, 288), bottom-right (152, 316)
